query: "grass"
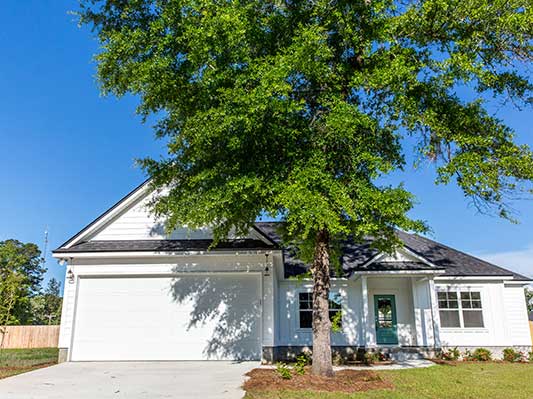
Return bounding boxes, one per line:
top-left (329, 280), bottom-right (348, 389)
top-left (0, 348), bottom-right (58, 379)
top-left (244, 363), bottom-right (533, 399)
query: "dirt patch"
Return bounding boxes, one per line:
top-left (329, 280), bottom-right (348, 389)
top-left (243, 368), bottom-right (393, 393)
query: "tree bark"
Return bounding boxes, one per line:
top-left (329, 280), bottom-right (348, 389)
top-left (311, 228), bottom-right (334, 376)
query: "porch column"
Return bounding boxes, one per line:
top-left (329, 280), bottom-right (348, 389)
top-left (428, 278), bottom-right (441, 348)
top-left (361, 276), bottom-right (374, 348)
top-left (411, 277), bottom-right (425, 347)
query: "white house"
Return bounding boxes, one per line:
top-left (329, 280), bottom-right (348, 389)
top-left (52, 180), bottom-right (532, 363)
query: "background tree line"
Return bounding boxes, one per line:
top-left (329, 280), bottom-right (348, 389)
top-left (0, 239), bottom-right (62, 328)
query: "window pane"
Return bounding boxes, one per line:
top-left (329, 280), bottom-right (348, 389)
top-left (471, 292), bottom-right (481, 300)
top-left (448, 300), bottom-right (459, 309)
top-left (448, 292), bottom-right (458, 300)
top-left (438, 300), bottom-right (448, 309)
top-left (299, 292), bottom-right (311, 301)
top-left (463, 310), bottom-right (484, 328)
top-left (462, 300), bottom-right (472, 309)
top-left (460, 292), bottom-right (470, 300)
top-left (437, 292), bottom-right (447, 301)
top-left (471, 300), bottom-right (482, 309)
top-left (439, 310), bottom-right (461, 328)
top-left (299, 311), bottom-right (312, 329)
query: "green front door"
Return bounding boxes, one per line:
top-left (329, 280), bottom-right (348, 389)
top-left (374, 295), bottom-right (398, 345)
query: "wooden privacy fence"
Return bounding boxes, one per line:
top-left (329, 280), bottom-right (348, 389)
top-left (0, 326), bottom-right (59, 349)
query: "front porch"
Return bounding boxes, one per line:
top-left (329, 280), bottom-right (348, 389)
top-left (268, 273), bottom-right (442, 363)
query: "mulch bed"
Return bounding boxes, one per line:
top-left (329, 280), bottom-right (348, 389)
top-left (243, 368), bottom-right (393, 393)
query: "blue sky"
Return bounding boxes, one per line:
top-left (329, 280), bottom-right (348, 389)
top-left (0, 1), bottom-right (532, 288)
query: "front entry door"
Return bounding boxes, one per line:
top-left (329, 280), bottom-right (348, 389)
top-left (374, 295), bottom-right (398, 345)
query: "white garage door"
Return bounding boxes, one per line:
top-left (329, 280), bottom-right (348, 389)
top-left (70, 274), bottom-right (262, 361)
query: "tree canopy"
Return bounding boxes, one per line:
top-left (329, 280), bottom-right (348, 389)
top-left (0, 240), bottom-right (45, 325)
top-left (78, 0), bottom-right (532, 254)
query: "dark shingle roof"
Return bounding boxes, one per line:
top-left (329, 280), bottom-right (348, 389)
top-left (254, 222), bottom-right (529, 281)
top-left (54, 239), bottom-right (273, 254)
top-left (54, 220), bottom-right (529, 281)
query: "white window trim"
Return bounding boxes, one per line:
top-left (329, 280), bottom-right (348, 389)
top-left (437, 287), bottom-right (486, 330)
top-left (296, 289), bottom-right (344, 333)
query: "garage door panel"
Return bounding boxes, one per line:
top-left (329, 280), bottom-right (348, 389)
top-left (71, 275), bottom-right (261, 361)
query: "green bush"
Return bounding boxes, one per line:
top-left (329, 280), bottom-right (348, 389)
top-left (528, 352), bottom-right (533, 363)
top-left (275, 362), bottom-right (292, 379)
top-left (439, 347), bottom-right (461, 361)
top-left (294, 354), bottom-right (310, 375)
top-left (503, 348), bottom-right (523, 363)
top-left (471, 348), bottom-right (492, 361)
top-left (364, 350), bottom-right (380, 365)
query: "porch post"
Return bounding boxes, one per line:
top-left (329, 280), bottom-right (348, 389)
top-left (361, 276), bottom-right (373, 348)
top-left (428, 278), bottom-right (441, 348)
top-left (410, 277), bottom-right (424, 347)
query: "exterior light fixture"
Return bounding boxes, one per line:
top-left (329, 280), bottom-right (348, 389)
top-left (67, 268), bottom-right (75, 284)
top-left (264, 253), bottom-right (270, 276)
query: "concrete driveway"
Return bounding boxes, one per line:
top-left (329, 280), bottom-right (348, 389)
top-left (0, 361), bottom-right (259, 399)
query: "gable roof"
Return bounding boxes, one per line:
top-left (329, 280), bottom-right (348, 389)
top-left (53, 181), bottom-right (530, 282)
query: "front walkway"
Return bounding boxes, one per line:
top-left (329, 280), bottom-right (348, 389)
top-left (0, 361), bottom-right (259, 399)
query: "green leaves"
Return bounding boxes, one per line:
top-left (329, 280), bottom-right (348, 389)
top-left (80, 0), bottom-right (532, 250)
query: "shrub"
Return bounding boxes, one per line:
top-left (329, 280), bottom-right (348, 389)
top-left (439, 347), bottom-right (461, 361)
top-left (364, 350), bottom-right (380, 365)
top-left (471, 348), bottom-right (492, 362)
top-left (528, 352), bottom-right (533, 363)
top-left (275, 362), bottom-right (292, 380)
top-left (294, 354), bottom-right (310, 375)
top-left (503, 348), bottom-right (523, 363)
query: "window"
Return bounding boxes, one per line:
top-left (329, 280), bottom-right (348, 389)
top-left (460, 292), bottom-right (484, 328)
top-left (437, 290), bottom-right (484, 328)
top-left (298, 292), bottom-right (342, 329)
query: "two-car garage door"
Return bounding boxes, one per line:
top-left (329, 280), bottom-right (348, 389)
top-left (70, 274), bottom-right (262, 361)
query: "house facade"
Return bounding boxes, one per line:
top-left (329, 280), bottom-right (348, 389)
top-left (52, 181), bottom-right (532, 363)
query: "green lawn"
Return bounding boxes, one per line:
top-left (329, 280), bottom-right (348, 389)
top-left (244, 363), bottom-right (533, 399)
top-left (0, 348), bottom-right (58, 379)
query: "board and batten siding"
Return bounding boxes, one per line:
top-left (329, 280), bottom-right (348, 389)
top-left (436, 281), bottom-right (531, 348)
top-left (503, 284), bottom-right (531, 346)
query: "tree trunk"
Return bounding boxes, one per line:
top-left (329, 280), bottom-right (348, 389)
top-left (311, 229), bottom-right (334, 376)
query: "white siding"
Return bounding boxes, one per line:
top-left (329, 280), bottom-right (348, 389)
top-left (90, 192), bottom-right (255, 241)
top-left (436, 281), bottom-right (529, 348)
top-left (411, 277), bottom-right (437, 347)
top-left (367, 277), bottom-right (416, 346)
top-left (277, 280), bottom-right (361, 347)
top-left (277, 277), bottom-right (419, 348)
top-left (503, 285), bottom-right (531, 346)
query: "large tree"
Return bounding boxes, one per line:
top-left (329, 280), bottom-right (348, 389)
top-left (78, 0), bottom-right (533, 375)
top-left (30, 279), bottom-right (63, 325)
top-left (0, 240), bottom-right (45, 325)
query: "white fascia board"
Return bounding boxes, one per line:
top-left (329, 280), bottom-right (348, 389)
top-left (435, 276), bottom-right (514, 281)
top-left (52, 249), bottom-right (278, 260)
top-left (400, 246), bottom-right (441, 269)
top-left (504, 280), bottom-right (533, 286)
top-left (353, 269), bottom-right (446, 276)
